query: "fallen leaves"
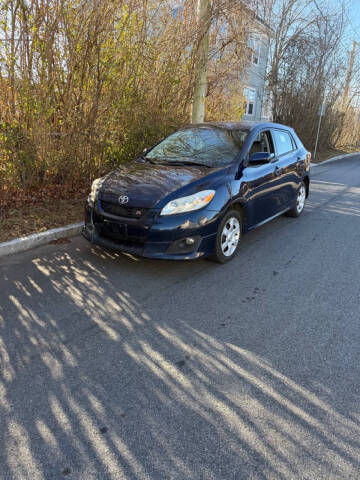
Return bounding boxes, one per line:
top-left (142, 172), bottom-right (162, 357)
top-left (0, 184), bottom-right (86, 242)
top-left (49, 237), bottom-right (72, 245)
top-left (0, 182), bottom-right (88, 210)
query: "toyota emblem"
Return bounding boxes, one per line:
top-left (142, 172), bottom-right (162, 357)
top-left (118, 195), bottom-right (129, 205)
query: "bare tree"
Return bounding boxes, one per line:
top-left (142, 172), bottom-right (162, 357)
top-left (0, 0), bottom-right (252, 190)
top-left (259, 0), bottom-right (348, 150)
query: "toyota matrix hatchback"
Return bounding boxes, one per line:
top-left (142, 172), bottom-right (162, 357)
top-left (83, 122), bottom-right (310, 263)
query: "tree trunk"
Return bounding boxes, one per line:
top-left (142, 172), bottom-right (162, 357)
top-left (191, 0), bottom-right (211, 124)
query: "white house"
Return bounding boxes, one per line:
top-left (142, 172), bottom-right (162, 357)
top-left (242, 16), bottom-right (273, 122)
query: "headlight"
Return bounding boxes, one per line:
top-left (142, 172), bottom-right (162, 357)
top-left (88, 178), bottom-right (103, 205)
top-left (160, 190), bottom-right (215, 216)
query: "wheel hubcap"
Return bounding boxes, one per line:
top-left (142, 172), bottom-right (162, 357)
top-left (221, 217), bottom-right (240, 257)
top-left (296, 186), bottom-right (306, 213)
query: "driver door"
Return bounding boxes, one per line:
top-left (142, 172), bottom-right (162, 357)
top-left (242, 130), bottom-right (281, 228)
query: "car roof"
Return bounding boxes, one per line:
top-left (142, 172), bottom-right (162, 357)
top-left (183, 121), bottom-right (294, 132)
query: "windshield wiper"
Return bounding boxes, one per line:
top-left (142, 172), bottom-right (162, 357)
top-left (142, 155), bottom-right (213, 168)
top-left (169, 161), bottom-right (212, 168)
top-left (141, 156), bottom-right (158, 164)
top-left (147, 158), bottom-right (211, 168)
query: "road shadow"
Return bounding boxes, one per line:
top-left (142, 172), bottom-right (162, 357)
top-left (1, 177), bottom-right (360, 479)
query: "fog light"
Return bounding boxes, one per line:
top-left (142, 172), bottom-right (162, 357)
top-left (185, 237), bottom-right (195, 246)
top-left (167, 235), bottom-right (201, 254)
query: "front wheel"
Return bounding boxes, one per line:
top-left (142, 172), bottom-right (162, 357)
top-left (210, 210), bottom-right (242, 263)
top-left (285, 182), bottom-right (306, 217)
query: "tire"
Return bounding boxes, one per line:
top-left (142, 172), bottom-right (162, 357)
top-left (285, 181), bottom-right (306, 217)
top-left (210, 209), bottom-right (242, 263)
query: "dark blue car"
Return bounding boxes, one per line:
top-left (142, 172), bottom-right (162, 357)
top-left (83, 122), bottom-right (310, 263)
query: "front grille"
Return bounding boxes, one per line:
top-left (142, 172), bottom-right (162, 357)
top-left (101, 201), bottom-right (148, 218)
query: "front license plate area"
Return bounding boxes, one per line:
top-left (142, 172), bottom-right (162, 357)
top-left (101, 220), bottom-right (127, 239)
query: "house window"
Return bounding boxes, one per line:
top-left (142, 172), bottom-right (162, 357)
top-left (244, 87), bottom-right (256, 116)
top-left (248, 37), bottom-right (260, 65)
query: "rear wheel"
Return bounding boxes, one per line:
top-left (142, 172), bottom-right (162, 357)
top-left (285, 182), bottom-right (306, 217)
top-left (210, 210), bottom-right (242, 263)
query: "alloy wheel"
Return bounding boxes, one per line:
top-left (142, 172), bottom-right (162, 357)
top-left (221, 217), bottom-right (240, 257)
top-left (296, 185), bottom-right (306, 214)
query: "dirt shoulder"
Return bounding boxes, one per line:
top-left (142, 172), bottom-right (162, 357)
top-left (0, 185), bottom-right (87, 243)
top-left (311, 147), bottom-right (359, 163)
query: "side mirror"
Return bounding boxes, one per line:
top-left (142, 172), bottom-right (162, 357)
top-left (137, 147), bottom-right (149, 163)
top-left (247, 152), bottom-right (274, 166)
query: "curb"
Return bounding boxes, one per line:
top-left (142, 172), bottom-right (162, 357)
top-left (0, 222), bottom-right (83, 260)
top-left (311, 151), bottom-right (360, 167)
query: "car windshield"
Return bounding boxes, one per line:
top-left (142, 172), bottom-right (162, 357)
top-left (145, 127), bottom-right (248, 167)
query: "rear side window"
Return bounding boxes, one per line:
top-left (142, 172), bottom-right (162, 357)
top-left (272, 129), bottom-right (295, 156)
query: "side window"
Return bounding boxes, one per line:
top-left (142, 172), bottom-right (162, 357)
top-left (249, 131), bottom-right (274, 156)
top-left (248, 36), bottom-right (260, 65)
top-left (244, 87), bottom-right (256, 115)
top-left (272, 129), bottom-right (294, 156)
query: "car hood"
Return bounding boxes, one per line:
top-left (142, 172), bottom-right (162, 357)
top-left (100, 161), bottom-right (225, 208)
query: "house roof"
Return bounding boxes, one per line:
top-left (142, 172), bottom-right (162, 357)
top-left (236, 1), bottom-right (274, 36)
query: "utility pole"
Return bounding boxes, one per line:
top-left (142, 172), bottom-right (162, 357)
top-left (351, 110), bottom-right (360, 147)
top-left (313, 102), bottom-right (326, 162)
top-left (191, 0), bottom-right (211, 124)
top-left (342, 40), bottom-right (357, 112)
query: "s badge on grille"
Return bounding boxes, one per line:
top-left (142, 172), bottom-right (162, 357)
top-left (118, 195), bottom-right (129, 205)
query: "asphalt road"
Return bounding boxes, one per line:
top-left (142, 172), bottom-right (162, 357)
top-left (1, 157), bottom-right (360, 480)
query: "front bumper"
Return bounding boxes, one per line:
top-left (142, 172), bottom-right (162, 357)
top-left (82, 203), bottom-right (220, 260)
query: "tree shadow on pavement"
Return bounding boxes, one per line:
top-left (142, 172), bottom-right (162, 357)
top-left (1, 178), bottom-right (360, 479)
